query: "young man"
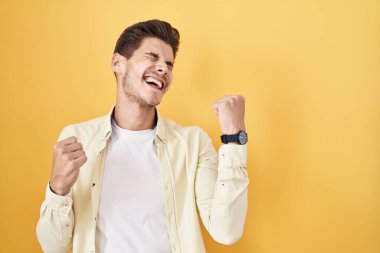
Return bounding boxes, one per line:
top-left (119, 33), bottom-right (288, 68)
top-left (36, 19), bottom-right (249, 253)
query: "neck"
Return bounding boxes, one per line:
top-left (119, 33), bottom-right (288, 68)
top-left (114, 96), bottom-right (156, 131)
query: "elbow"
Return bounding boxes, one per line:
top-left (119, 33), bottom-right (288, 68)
top-left (36, 219), bottom-right (70, 253)
top-left (210, 227), bottom-right (244, 245)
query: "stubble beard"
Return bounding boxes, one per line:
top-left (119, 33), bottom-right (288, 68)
top-left (122, 75), bottom-right (162, 107)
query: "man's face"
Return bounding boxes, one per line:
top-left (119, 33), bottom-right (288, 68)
top-left (115, 37), bottom-right (174, 107)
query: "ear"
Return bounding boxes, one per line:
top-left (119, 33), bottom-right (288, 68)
top-left (111, 53), bottom-right (126, 75)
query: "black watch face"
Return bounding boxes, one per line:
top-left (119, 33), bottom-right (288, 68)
top-left (238, 131), bottom-right (248, 144)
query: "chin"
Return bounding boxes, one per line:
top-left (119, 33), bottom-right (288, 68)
top-left (143, 96), bottom-right (163, 107)
top-left (148, 100), bottom-right (162, 107)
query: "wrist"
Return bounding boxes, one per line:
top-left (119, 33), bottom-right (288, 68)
top-left (220, 130), bottom-right (248, 145)
top-left (49, 180), bottom-right (70, 196)
top-left (221, 126), bottom-right (245, 135)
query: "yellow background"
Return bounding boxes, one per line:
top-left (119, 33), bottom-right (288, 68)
top-left (0, 0), bottom-right (379, 252)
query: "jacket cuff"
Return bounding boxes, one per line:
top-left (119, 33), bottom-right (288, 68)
top-left (218, 144), bottom-right (247, 167)
top-left (45, 181), bottom-right (73, 210)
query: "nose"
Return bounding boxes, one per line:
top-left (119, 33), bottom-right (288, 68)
top-left (155, 60), bottom-right (168, 75)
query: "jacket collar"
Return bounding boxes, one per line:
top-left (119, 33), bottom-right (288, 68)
top-left (101, 106), bottom-right (167, 144)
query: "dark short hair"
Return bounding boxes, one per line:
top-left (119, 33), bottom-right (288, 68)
top-left (114, 19), bottom-right (180, 59)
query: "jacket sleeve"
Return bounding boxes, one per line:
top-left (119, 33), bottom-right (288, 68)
top-left (36, 126), bottom-right (75, 253)
top-left (36, 182), bottom-right (74, 253)
top-left (195, 129), bottom-right (249, 245)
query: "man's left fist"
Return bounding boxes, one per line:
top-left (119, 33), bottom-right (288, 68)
top-left (212, 94), bottom-right (246, 134)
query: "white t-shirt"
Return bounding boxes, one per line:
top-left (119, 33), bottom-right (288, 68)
top-left (95, 119), bottom-right (171, 253)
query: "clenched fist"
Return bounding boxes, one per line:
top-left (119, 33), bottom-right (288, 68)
top-left (212, 94), bottom-right (246, 135)
top-left (49, 136), bottom-right (87, 196)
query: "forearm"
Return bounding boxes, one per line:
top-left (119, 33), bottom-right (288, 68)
top-left (196, 143), bottom-right (249, 245)
top-left (36, 182), bottom-right (74, 253)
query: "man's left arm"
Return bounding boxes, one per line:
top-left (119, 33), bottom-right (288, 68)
top-left (195, 95), bottom-right (249, 245)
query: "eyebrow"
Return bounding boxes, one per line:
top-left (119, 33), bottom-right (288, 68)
top-left (145, 52), bottom-right (174, 68)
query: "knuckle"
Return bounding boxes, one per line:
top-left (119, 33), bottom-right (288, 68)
top-left (237, 95), bottom-right (244, 100)
top-left (73, 143), bottom-right (79, 150)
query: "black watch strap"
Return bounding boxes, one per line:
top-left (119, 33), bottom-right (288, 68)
top-left (221, 134), bottom-right (239, 144)
top-left (220, 131), bottom-right (248, 145)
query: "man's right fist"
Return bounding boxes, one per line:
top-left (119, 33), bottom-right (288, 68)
top-left (49, 136), bottom-right (87, 196)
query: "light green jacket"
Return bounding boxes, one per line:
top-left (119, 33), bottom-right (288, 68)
top-left (36, 107), bottom-right (249, 253)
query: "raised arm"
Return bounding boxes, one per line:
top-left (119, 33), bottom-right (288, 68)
top-left (195, 95), bottom-right (249, 245)
top-left (36, 129), bottom-right (87, 252)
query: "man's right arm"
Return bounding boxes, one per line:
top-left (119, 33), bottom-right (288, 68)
top-left (36, 128), bottom-right (87, 253)
top-left (36, 182), bottom-right (74, 253)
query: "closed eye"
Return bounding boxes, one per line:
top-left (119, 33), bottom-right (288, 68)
top-left (145, 52), bottom-right (174, 70)
top-left (146, 52), bottom-right (159, 61)
top-left (166, 61), bottom-right (173, 70)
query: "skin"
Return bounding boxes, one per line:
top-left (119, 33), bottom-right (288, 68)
top-left (49, 37), bottom-right (245, 196)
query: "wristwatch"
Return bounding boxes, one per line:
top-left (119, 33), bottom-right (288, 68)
top-left (220, 131), bottom-right (248, 145)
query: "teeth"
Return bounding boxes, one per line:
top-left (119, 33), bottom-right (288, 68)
top-left (146, 77), bottom-right (162, 89)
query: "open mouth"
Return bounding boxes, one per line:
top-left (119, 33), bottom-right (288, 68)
top-left (144, 76), bottom-right (164, 91)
